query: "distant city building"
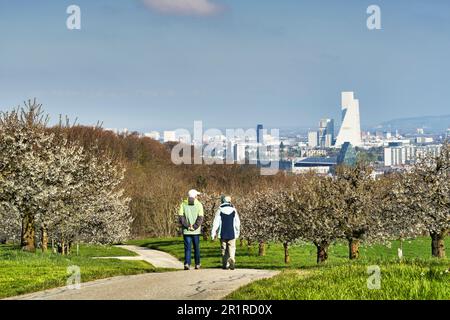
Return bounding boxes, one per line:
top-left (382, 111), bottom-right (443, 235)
top-left (337, 142), bottom-right (357, 166)
top-left (257, 124), bottom-right (264, 144)
top-left (446, 128), bottom-right (450, 139)
top-left (303, 148), bottom-right (327, 157)
top-left (163, 131), bottom-right (177, 143)
top-left (335, 92), bottom-right (362, 147)
top-left (255, 124), bottom-right (264, 166)
top-left (144, 131), bottom-right (160, 140)
top-left (263, 134), bottom-right (277, 145)
top-left (318, 118), bottom-right (334, 148)
top-left (416, 137), bottom-right (434, 144)
top-left (233, 143), bottom-right (247, 163)
top-left (384, 144), bottom-right (442, 166)
top-left (386, 139), bottom-right (411, 146)
top-left (417, 128), bottom-right (425, 135)
top-left (324, 134), bottom-right (333, 148)
top-left (105, 128), bottom-right (129, 135)
top-left (293, 157), bottom-right (337, 175)
top-left (308, 131), bottom-right (319, 148)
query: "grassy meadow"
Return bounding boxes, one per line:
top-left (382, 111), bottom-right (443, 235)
top-left (1, 236), bottom-right (448, 300)
top-left (0, 244), bottom-right (159, 299)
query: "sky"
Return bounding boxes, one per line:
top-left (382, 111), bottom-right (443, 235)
top-left (1, 0), bottom-right (449, 132)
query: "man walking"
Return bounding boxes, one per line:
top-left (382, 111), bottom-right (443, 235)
top-left (178, 189), bottom-right (204, 270)
top-left (211, 196), bottom-right (240, 270)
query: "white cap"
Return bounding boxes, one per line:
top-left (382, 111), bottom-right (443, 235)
top-left (224, 196), bottom-right (232, 203)
top-left (188, 189), bottom-right (201, 198)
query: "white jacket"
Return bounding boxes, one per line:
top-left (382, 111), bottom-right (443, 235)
top-left (211, 203), bottom-right (240, 240)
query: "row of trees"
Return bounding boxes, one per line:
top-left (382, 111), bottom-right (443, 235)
top-left (0, 101), bottom-right (132, 253)
top-left (231, 143), bottom-right (449, 263)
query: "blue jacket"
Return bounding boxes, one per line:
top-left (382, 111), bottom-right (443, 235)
top-left (211, 203), bottom-right (240, 240)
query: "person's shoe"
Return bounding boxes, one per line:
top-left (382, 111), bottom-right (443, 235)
top-left (229, 260), bottom-right (235, 270)
top-left (195, 264), bottom-right (201, 270)
top-left (184, 264), bottom-right (190, 270)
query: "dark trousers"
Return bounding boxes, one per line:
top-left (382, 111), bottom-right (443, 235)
top-left (183, 235), bottom-right (200, 266)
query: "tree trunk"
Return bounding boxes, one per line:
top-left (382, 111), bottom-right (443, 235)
top-left (283, 242), bottom-right (290, 264)
top-left (348, 238), bottom-right (360, 260)
top-left (315, 241), bottom-right (329, 264)
top-left (203, 228), bottom-right (209, 241)
top-left (247, 239), bottom-right (253, 253)
top-left (58, 241), bottom-right (66, 255)
top-left (258, 241), bottom-right (266, 256)
top-left (431, 231), bottom-right (446, 258)
top-left (40, 226), bottom-right (48, 252)
top-left (21, 214), bottom-right (35, 252)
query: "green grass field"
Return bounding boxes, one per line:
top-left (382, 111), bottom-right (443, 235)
top-left (0, 244), bottom-right (158, 299)
top-left (128, 237), bottom-right (449, 269)
top-left (1, 237), bottom-right (448, 300)
top-left (129, 237), bottom-right (450, 300)
top-left (226, 262), bottom-right (450, 300)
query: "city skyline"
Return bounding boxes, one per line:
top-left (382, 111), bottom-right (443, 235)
top-left (1, 1), bottom-right (450, 131)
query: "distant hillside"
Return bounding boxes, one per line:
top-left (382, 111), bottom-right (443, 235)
top-left (374, 115), bottom-right (450, 133)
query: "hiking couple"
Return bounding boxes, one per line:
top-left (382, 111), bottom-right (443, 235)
top-left (178, 189), bottom-right (240, 271)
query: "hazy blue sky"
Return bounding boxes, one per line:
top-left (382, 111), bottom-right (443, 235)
top-left (1, 0), bottom-right (449, 131)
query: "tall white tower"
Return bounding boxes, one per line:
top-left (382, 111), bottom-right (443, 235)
top-left (335, 92), bottom-right (362, 147)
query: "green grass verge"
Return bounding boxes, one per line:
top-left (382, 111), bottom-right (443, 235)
top-left (0, 244), bottom-right (158, 299)
top-left (129, 236), bottom-right (450, 300)
top-left (226, 261), bottom-right (450, 300)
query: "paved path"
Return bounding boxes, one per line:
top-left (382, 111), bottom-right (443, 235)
top-left (97, 245), bottom-right (185, 269)
top-left (8, 245), bottom-right (279, 300)
top-left (10, 269), bottom-right (278, 300)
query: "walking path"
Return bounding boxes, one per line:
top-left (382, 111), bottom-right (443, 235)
top-left (96, 245), bottom-right (185, 269)
top-left (8, 245), bottom-right (279, 300)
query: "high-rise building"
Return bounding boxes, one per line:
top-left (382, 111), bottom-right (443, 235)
top-left (308, 131), bottom-right (319, 148)
top-left (256, 124), bottom-right (263, 166)
top-left (318, 118), bottom-right (334, 148)
top-left (257, 124), bottom-right (263, 144)
top-left (335, 92), bottom-right (362, 147)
